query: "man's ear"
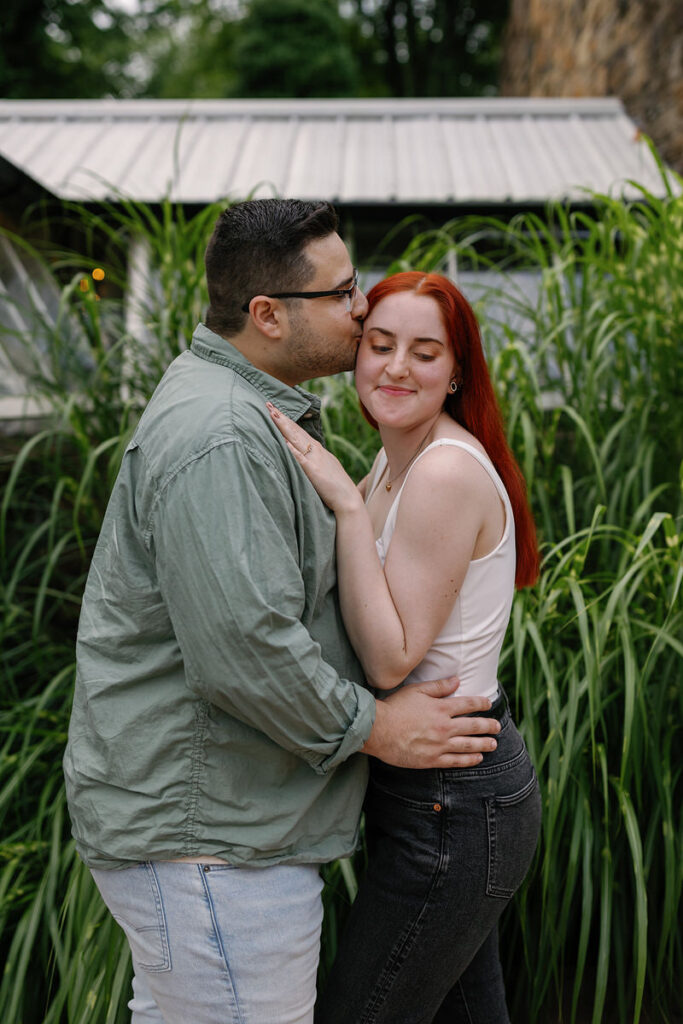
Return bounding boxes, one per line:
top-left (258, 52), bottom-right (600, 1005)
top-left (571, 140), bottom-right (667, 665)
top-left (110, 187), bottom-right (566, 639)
top-left (246, 297), bottom-right (288, 340)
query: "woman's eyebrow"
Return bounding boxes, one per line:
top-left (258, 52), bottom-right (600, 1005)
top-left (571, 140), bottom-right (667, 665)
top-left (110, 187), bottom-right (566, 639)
top-left (367, 326), bottom-right (444, 345)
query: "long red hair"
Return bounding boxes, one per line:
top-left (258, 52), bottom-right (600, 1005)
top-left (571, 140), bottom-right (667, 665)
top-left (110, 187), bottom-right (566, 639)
top-left (361, 272), bottom-right (539, 588)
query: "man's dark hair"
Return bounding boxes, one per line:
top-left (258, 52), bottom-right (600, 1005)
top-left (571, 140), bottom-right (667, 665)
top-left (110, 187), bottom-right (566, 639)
top-left (204, 198), bottom-right (339, 337)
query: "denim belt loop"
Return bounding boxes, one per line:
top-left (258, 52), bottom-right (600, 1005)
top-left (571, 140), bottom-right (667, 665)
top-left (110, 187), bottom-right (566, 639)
top-left (496, 685), bottom-right (511, 719)
top-left (485, 687), bottom-right (509, 723)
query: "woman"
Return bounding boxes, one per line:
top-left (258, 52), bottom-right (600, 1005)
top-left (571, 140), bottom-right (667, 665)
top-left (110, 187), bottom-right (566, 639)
top-left (268, 272), bottom-right (542, 1024)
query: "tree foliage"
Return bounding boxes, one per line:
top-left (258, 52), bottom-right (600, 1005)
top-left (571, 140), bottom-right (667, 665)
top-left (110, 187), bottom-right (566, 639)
top-left (138, 1), bottom-right (242, 99)
top-left (344, 0), bottom-right (509, 98)
top-left (232, 0), bottom-right (358, 98)
top-left (0, 0), bottom-right (136, 98)
top-left (1, 0), bottom-right (510, 101)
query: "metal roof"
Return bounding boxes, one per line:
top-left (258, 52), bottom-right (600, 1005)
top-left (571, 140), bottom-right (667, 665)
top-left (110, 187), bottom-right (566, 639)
top-left (0, 97), bottom-right (667, 206)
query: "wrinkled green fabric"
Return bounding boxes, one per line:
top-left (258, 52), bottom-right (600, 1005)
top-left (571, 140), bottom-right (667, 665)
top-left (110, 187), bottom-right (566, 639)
top-left (64, 324), bottom-right (374, 870)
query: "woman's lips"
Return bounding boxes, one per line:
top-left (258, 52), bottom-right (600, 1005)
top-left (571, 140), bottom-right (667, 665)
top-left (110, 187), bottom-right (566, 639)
top-left (377, 385), bottom-right (414, 396)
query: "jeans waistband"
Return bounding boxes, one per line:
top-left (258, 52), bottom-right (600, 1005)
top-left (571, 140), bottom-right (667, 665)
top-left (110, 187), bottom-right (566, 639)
top-left (460, 686), bottom-right (509, 723)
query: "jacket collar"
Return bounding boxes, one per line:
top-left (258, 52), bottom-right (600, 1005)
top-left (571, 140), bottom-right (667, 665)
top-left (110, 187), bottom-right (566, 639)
top-left (190, 322), bottom-right (321, 423)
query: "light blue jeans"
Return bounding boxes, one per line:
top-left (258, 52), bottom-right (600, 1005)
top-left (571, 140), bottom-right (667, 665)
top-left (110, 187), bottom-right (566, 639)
top-left (91, 860), bottom-right (323, 1024)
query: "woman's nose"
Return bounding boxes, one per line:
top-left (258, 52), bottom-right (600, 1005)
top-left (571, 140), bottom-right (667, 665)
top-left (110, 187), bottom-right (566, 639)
top-left (386, 350), bottom-right (409, 377)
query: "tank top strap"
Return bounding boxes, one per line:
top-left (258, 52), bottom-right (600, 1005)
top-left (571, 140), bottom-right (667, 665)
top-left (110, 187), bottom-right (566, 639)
top-left (403, 438), bottom-right (511, 511)
top-left (365, 449), bottom-right (389, 502)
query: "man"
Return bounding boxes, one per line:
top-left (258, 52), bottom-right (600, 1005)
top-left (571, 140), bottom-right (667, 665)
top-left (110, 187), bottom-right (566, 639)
top-left (64, 198), bottom-right (499, 1024)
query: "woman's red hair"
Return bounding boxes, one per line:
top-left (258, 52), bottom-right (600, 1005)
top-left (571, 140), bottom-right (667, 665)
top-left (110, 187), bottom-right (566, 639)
top-left (362, 272), bottom-right (539, 588)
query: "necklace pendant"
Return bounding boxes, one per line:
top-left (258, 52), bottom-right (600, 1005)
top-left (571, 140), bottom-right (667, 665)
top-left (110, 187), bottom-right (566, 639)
top-left (385, 482), bottom-right (392, 491)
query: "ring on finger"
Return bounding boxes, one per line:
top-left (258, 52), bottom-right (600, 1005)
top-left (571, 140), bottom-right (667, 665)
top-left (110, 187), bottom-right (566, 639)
top-left (304, 444), bottom-right (313, 455)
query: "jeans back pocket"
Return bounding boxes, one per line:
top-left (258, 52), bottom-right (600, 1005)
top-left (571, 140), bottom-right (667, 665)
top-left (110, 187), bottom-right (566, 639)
top-left (92, 862), bottom-right (171, 972)
top-left (485, 770), bottom-right (542, 899)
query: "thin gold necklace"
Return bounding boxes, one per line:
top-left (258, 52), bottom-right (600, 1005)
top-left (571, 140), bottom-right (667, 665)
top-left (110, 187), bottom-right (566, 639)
top-left (383, 426), bottom-right (434, 491)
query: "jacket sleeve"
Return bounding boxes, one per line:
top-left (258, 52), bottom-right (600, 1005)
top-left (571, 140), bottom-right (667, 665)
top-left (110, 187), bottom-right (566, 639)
top-left (152, 436), bottom-right (375, 774)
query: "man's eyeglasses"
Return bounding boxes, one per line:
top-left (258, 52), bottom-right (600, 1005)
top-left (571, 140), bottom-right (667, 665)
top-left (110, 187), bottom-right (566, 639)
top-left (241, 270), bottom-right (359, 314)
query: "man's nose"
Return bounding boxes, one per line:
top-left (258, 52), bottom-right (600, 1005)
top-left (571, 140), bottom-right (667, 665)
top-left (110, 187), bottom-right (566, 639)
top-left (352, 287), bottom-right (369, 320)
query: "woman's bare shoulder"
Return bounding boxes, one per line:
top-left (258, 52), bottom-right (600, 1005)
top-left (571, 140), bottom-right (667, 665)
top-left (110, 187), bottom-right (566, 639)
top-left (399, 438), bottom-right (497, 522)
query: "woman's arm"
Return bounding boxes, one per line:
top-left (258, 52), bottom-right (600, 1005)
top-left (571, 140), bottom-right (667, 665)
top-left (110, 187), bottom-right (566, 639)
top-left (267, 405), bottom-right (487, 688)
top-left (335, 448), bottom-right (486, 687)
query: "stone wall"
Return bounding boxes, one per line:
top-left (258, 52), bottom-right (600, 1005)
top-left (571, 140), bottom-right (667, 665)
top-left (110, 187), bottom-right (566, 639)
top-left (500, 0), bottom-right (683, 172)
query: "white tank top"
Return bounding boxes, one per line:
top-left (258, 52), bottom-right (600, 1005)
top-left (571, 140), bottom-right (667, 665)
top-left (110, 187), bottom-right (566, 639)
top-left (366, 439), bottom-right (516, 700)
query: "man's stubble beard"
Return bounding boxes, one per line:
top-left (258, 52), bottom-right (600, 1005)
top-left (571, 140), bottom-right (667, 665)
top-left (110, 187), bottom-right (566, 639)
top-left (287, 308), bottom-right (358, 382)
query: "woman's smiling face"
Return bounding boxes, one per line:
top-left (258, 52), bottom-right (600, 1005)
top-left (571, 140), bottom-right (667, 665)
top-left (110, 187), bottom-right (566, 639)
top-left (355, 291), bottom-right (457, 430)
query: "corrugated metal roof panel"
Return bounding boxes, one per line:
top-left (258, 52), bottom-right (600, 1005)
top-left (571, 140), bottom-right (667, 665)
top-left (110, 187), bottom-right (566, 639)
top-left (0, 97), bottom-right (669, 205)
top-left (341, 117), bottom-right (395, 201)
top-left (231, 116), bottom-right (297, 199)
top-left (179, 118), bottom-right (251, 202)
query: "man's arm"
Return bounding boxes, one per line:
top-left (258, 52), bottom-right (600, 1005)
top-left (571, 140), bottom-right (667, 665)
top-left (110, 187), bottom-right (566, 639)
top-left (152, 436), bottom-right (375, 773)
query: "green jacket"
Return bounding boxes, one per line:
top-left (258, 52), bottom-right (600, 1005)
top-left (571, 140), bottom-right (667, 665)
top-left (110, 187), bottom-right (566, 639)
top-left (64, 324), bottom-right (375, 870)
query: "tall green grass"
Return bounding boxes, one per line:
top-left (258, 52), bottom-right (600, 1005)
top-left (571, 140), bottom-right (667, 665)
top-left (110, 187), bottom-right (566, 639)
top-left (1, 161), bottom-right (681, 1022)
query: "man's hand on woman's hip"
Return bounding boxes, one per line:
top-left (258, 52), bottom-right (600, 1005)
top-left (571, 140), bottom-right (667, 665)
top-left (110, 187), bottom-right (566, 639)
top-left (362, 677), bottom-right (501, 769)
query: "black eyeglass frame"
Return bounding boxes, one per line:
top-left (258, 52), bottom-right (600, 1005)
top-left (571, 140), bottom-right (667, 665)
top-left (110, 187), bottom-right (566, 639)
top-left (241, 269), bottom-right (359, 313)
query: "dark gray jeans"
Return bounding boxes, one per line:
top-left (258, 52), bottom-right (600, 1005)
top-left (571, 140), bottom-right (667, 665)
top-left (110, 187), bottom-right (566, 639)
top-left (316, 691), bottom-right (541, 1024)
